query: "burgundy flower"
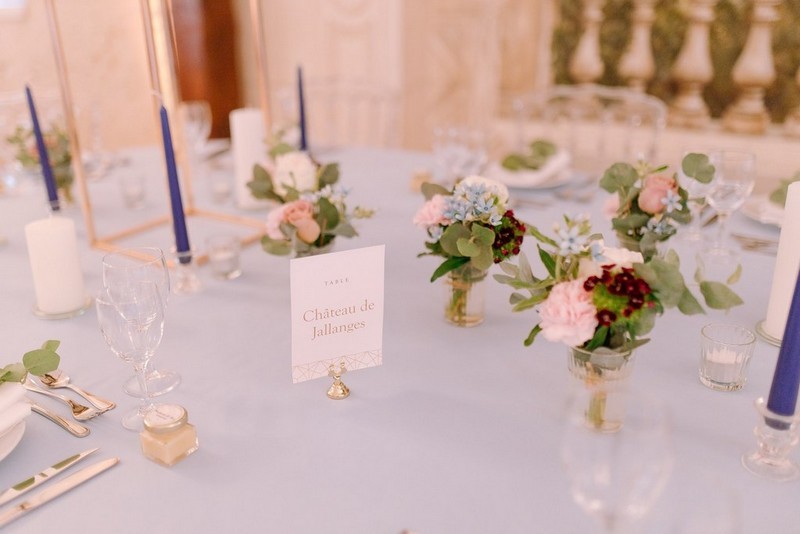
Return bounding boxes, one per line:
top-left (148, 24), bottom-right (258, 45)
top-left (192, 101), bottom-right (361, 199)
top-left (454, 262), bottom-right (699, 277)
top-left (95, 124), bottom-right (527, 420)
top-left (596, 309), bottom-right (617, 326)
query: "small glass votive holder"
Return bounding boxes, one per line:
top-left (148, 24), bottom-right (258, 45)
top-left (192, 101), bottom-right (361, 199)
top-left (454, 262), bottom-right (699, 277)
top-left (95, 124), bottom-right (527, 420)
top-left (119, 171), bottom-right (146, 209)
top-left (172, 249), bottom-right (202, 294)
top-left (205, 235), bottom-right (241, 280)
top-left (699, 323), bottom-right (755, 391)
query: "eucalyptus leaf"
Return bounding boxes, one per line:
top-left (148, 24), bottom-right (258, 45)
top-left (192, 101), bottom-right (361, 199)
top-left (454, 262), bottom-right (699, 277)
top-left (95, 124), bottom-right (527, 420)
top-left (456, 238), bottom-right (480, 257)
top-left (727, 264), bottom-right (743, 285)
top-left (268, 142), bottom-right (295, 158)
top-left (472, 224), bottom-right (495, 246)
top-left (699, 281), bottom-right (744, 310)
top-left (261, 236), bottom-right (292, 256)
top-left (677, 287), bottom-right (705, 315)
top-left (439, 223), bottom-right (471, 257)
top-left (22, 348), bottom-right (59, 376)
top-left (421, 182), bottom-right (450, 200)
top-left (317, 163), bottom-right (340, 187)
top-left (331, 222), bottom-right (358, 238)
top-left (316, 197), bottom-right (340, 233)
top-left (501, 154), bottom-right (526, 171)
top-left (0, 363), bottom-right (26, 383)
top-left (471, 246), bottom-right (495, 271)
top-left (599, 162), bottom-right (638, 193)
top-left (41, 340), bottom-right (60, 352)
top-left (681, 153), bottom-right (715, 184)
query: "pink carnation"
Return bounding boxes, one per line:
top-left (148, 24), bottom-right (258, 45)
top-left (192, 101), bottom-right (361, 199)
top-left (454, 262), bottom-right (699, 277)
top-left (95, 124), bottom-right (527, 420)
top-left (538, 279), bottom-right (598, 346)
top-left (413, 194), bottom-right (448, 229)
top-left (266, 204), bottom-right (289, 240)
top-left (638, 174), bottom-right (677, 215)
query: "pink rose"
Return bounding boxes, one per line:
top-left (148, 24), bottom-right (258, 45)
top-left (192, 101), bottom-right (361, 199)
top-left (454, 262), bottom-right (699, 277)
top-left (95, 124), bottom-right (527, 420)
top-left (413, 194), bottom-right (448, 228)
top-left (283, 199), bottom-right (320, 243)
top-left (265, 204), bottom-right (288, 240)
top-left (538, 279), bottom-right (598, 346)
top-left (638, 174), bottom-right (677, 215)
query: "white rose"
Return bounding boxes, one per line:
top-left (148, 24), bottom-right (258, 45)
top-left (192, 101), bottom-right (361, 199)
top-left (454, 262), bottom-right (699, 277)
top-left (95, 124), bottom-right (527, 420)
top-left (272, 151), bottom-right (318, 196)
top-left (577, 240), bottom-right (644, 278)
top-left (460, 175), bottom-right (509, 205)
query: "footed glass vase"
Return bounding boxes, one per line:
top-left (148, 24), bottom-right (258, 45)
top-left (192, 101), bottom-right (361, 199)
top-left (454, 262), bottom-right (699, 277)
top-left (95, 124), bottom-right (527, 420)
top-left (442, 264), bottom-right (488, 327)
top-left (567, 346), bottom-right (636, 433)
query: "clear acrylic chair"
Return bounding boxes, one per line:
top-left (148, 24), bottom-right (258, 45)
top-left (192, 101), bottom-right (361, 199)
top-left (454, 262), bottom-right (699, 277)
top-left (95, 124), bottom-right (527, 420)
top-left (511, 84), bottom-right (668, 180)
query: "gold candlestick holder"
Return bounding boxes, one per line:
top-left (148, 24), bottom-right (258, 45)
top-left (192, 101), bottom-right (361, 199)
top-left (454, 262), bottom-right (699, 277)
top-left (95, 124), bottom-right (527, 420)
top-left (326, 363), bottom-right (350, 400)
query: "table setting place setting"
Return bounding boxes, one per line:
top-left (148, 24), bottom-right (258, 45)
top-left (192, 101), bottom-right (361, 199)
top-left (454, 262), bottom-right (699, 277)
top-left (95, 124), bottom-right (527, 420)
top-left (4, 58), bottom-right (800, 532)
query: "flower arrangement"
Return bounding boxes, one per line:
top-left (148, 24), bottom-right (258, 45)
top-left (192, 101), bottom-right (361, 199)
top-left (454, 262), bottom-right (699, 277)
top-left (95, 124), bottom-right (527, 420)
top-left (495, 215), bottom-right (743, 351)
top-left (414, 176), bottom-right (527, 281)
top-left (601, 153), bottom-right (714, 260)
top-left (248, 143), bottom-right (373, 256)
top-left (6, 124), bottom-right (74, 203)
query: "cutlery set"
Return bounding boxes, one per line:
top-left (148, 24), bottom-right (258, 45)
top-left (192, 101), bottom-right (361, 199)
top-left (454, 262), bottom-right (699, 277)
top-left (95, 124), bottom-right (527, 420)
top-left (732, 233), bottom-right (779, 255)
top-left (0, 448), bottom-right (119, 527)
top-left (24, 370), bottom-right (116, 437)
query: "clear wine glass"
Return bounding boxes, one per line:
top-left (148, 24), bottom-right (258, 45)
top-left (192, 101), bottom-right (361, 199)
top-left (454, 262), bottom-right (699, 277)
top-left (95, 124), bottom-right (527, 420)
top-left (102, 247), bottom-right (180, 397)
top-left (96, 283), bottom-right (165, 431)
top-left (432, 126), bottom-right (487, 186)
top-left (180, 100), bottom-right (212, 154)
top-left (677, 146), bottom-right (718, 245)
top-left (705, 150), bottom-right (756, 253)
top-left (560, 386), bottom-right (674, 533)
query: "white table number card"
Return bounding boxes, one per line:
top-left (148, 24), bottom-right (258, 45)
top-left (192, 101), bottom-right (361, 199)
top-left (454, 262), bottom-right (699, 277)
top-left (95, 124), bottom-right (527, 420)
top-left (290, 245), bottom-right (385, 383)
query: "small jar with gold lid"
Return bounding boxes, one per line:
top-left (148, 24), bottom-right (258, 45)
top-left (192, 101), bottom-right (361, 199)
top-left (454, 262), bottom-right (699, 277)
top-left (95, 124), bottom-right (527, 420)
top-left (140, 404), bottom-right (198, 466)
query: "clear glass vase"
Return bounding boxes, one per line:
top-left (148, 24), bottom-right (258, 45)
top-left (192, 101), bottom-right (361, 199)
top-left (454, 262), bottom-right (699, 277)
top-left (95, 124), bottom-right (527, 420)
top-left (567, 346), bottom-right (637, 432)
top-left (293, 239), bottom-right (335, 258)
top-left (442, 264), bottom-right (488, 327)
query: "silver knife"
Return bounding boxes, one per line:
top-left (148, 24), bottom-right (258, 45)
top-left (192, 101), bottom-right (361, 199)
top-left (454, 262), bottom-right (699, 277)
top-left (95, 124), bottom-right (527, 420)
top-left (0, 448), bottom-right (99, 507)
top-left (0, 457), bottom-right (119, 527)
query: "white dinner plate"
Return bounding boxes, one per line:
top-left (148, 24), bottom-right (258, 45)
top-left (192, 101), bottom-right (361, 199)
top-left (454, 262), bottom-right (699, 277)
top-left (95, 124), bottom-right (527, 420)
top-left (486, 150), bottom-right (573, 190)
top-left (741, 194), bottom-right (784, 227)
top-left (0, 420), bottom-right (26, 463)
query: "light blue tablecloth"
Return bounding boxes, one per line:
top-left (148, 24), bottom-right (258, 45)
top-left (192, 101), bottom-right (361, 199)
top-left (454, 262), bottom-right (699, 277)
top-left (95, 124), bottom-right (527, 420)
top-left (0, 147), bottom-right (793, 533)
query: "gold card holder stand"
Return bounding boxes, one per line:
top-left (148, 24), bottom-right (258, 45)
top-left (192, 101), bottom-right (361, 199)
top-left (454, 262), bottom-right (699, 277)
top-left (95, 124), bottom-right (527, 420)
top-left (327, 363), bottom-right (350, 400)
top-left (45, 0), bottom-right (268, 267)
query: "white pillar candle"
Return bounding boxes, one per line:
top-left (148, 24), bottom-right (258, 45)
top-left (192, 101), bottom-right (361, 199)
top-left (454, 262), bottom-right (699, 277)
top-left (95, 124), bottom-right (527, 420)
top-left (230, 107), bottom-right (269, 210)
top-left (763, 182), bottom-right (800, 340)
top-left (24, 216), bottom-right (86, 316)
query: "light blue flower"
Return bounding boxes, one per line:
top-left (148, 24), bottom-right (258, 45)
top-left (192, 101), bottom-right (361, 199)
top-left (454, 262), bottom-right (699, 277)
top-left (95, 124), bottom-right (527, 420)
top-left (589, 240), bottom-right (605, 262)
top-left (473, 195), bottom-right (494, 216)
top-left (661, 189), bottom-right (681, 213)
top-left (429, 226), bottom-right (444, 241)
top-left (488, 209), bottom-right (503, 226)
top-left (557, 225), bottom-right (586, 255)
top-left (645, 218), bottom-right (669, 235)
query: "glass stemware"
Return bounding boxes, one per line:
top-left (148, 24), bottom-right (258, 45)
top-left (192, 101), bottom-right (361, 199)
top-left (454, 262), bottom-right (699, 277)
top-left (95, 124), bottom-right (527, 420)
top-left (432, 126), bottom-right (487, 186)
top-left (96, 283), bottom-right (165, 431)
top-left (101, 247), bottom-right (181, 397)
top-left (560, 386), bottom-right (674, 533)
top-left (705, 150), bottom-right (756, 253)
top-left (180, 100), bottom-right (212, 155)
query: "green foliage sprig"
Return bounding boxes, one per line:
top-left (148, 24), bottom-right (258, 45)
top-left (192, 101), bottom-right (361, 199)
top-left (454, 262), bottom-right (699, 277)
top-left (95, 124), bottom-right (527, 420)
top-left (1, 340), bottom-right (61, 384)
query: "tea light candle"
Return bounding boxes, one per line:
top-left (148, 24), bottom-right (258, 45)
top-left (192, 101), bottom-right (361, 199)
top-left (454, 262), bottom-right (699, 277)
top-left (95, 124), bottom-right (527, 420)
top-left (24, 216), bottom-right (86, 315)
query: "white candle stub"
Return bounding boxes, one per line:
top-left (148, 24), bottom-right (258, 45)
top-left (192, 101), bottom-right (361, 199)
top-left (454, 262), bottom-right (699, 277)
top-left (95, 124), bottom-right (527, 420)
top-left (763, 182), bottom-right (800, 340)
top-left (24, 216), bottom-right (86, 315)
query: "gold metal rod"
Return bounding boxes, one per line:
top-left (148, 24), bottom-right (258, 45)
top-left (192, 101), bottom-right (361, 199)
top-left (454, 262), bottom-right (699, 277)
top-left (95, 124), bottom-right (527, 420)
top-left (97, 215), bottom-right (171, 243)
top-left (44, 0), bottom-right (95, 244)
top-left (249, 0), bottom-right (272, 135)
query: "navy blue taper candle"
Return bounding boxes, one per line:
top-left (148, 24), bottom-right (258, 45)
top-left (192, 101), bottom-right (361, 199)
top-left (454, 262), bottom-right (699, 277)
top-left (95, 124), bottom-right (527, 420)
top-left (297, 66), bottom-right (307, 151)
top-left (24, 85), bottom-right (59, 212)
top-left (766, 267), bottom-right (800, 424)
top-left (159, 105), bottom-right (191, 264)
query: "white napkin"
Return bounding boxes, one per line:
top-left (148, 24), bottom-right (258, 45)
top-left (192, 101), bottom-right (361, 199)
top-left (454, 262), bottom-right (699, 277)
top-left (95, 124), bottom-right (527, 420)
top-left (0, 383), bottom-right (29, 436)
top-left (488, 149), bottom-right (572, 189)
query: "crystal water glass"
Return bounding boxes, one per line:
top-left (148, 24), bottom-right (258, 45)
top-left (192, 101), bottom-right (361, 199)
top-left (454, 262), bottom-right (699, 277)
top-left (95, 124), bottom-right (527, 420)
top-left (561, 387), bottom-right (674, 533)
top-left (96, 283), bottom-right (165, 431)
top-left (705, 150), bottom-right (756, 253)
top-left (102, 247), bottom-right (181, 397)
